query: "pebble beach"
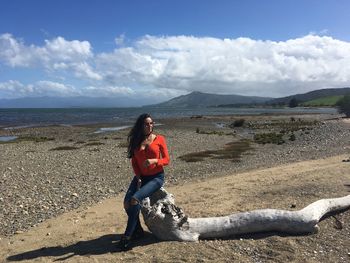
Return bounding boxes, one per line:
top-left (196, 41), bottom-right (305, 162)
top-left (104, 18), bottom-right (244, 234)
top-left (1, 113), bottom-right (350, 238)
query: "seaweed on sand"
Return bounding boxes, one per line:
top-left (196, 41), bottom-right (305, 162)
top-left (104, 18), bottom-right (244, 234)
top-left (179, 139), bottom-right (252, 162)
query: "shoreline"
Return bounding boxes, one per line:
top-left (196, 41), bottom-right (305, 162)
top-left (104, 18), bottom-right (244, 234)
top-left (0, 106), bottom-right (338, 131)
top-left (1, 113), bottom-right (350, 238)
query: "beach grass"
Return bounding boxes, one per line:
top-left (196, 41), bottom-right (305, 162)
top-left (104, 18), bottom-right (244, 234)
top-left (179, 139), bottom-right (252, 162)
top-left (254, 132), bottom-right (285, 145)
top-left (248, 119), bottom-right (318, 134)
top-left (84, 141), bottom-right (105, 146)
top-left (118, 141), bottom-right (129, 147)
top-left (49, 146), bottom-right (80, 151)
top-left (195, 128), bottom-right (235, 136)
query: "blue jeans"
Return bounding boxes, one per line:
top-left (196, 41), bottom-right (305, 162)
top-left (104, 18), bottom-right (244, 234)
top-left (123, 172), bottom-right (164, 237)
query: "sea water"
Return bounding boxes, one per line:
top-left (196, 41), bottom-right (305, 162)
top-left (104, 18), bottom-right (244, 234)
top-left (0, 136), bottom-right (18, 142)
top-left (0, 107), bottom-right (338, 129)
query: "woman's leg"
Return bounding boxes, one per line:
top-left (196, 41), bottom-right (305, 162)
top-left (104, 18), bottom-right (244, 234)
top-left (123, 176), bottom-right (138, 210)
top-left (123, 202), bottom-right (141, 237)
top-left (124, 173), bottom-right (164, 237)
top-left (132, 173), bottom-right (164, 203)
top-left (123, 176), bottom-right (141, 238)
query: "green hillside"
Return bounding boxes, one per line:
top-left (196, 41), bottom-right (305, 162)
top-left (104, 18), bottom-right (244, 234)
top-left (301, 95), bottom-right (343, 106)
top-left (268, 87), bottom-right (350, 105)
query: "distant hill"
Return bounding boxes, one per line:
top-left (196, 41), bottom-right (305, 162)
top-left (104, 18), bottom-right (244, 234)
top-left (2, 88), bottom-right (350, 108)
top-left (153, 91), bottom-right (272, 107)
top-left (301, 95), bottom-right (344, 107)
top-left (268, 87), bottom-right (350, 105)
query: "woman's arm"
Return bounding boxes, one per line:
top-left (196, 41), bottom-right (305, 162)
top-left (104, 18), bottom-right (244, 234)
top-left (131, 156), bottom-right (142, 176)
top-left (156, 135), bottom-right (170, 166)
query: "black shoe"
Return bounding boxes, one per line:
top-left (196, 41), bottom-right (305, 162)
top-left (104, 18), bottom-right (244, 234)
top-left (118, 236), bottom-right (132, 251)
top-left (131, 226), bottom-right (144, 240)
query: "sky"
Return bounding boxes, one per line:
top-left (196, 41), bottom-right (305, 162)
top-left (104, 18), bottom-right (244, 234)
top-left (1, 0), bottom-right (350, 105)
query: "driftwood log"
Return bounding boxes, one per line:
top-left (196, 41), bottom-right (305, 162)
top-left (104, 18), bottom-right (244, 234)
top-left (140, 188), bottom-right (350, 241)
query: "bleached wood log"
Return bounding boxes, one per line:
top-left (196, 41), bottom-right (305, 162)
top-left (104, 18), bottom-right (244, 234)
top-left (140, 188), bottom-right (350, 241)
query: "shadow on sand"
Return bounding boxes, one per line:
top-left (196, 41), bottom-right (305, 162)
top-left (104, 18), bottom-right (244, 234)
top-left (344, 183), bottom-right (350, 192)
top-left (7, 210), bottom-right (349, 261)
top-left (7, 233), bottom-right (158, 261)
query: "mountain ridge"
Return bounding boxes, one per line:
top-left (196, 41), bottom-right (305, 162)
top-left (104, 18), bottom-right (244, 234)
top-left (1, 88), bottom-right (350, 108)
top-left (152, 91), bottom-right (272, 107)
top-left (154, 88), bottom-right (350, 108)
top-left (268, 87), bottom-right (350, 105)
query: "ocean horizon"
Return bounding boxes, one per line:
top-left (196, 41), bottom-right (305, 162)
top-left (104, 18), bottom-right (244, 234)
top-left (0, 106), bottom-right (338, 129)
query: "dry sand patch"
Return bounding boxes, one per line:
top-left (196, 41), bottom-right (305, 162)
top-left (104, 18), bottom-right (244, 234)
top-left (1, 154), bottom-right (350, 262)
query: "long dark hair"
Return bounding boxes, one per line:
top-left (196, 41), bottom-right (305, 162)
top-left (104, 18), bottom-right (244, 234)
top-left (127, 113), bottom-right (152, 158)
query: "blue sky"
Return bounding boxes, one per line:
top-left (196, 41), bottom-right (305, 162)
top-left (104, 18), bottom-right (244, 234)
top-left (1, 0), bottom-right (350, 105)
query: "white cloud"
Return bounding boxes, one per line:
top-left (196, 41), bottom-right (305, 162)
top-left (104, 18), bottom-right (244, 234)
top-left (94, 34), bottom-right (350, 97)
top-left (82, 85), bottom-right (135, 97)
top-left (1, 33), bottom-right (350, 99)
top-left (142, 87), bottom-right (186, 99)
top-left (0, 34), bottom-right (33, 67)
top-left (0, 80), bottom-right (25, 98)
top-left (43, 36), bottom-right (92, 60)
top-left (30, 80), bottom-right (78, 96)
top-left (71, 62), bottom-right (102, 80)
top-left (0, 80), bottom-right (136, 98)
top-left (0, 80), bottom-right (77, 98)
top-left (0, 34), bottom-right (101, 80)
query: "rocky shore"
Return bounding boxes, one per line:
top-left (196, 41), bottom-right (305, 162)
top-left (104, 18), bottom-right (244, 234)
top-left (1, 113), bottom-right (349, 237)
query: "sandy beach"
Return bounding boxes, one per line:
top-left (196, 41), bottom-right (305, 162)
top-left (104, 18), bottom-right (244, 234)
top-left (1, 113), bottom-right (350, 262)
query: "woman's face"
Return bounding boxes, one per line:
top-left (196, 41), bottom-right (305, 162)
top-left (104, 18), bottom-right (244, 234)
top-left (143, 117), bottom-right (154, 135)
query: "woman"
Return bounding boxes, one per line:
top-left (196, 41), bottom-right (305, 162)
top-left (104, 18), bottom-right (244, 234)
top-left (119, 113), bottom-right (170, 251)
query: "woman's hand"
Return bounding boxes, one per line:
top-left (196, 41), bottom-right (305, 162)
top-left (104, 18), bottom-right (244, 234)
top-left (136, 176), bottom-right (142, 189)
top-left (143, 158), bottom-right (158, 167)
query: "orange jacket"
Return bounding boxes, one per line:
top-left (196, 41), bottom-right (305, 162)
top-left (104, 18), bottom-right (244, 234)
top-left (131, 135), bottom-right (170, 176)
